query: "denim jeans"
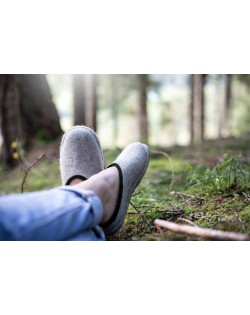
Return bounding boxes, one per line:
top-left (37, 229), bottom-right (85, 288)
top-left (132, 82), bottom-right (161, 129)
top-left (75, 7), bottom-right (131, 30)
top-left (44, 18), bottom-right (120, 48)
top-left (0, 186), bottom-right (105, 241)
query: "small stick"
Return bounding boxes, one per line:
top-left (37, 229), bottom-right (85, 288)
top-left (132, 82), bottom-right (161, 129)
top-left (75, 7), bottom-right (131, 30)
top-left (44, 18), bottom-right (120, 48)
top-left (21, 154), bottom-right (46, 193)
top-left (154, 219), bottom-right (250, 241)
top-left (132, 192), bottom-right (141, 197)
top-left (170, 191), bottom-right (201, 200)
top-left (129, 201), bottom-right (140, 213)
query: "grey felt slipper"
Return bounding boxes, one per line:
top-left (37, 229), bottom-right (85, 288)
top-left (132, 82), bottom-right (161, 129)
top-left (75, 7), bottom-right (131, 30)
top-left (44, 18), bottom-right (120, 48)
top-left (60, 125), bottom-right (104, 185)
top-left (102, 142), bottom-right (150, 235)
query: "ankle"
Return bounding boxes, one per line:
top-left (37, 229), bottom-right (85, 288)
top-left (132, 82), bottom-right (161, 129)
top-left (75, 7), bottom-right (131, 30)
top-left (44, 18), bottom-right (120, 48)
top-left (69, 178), bottom-right (84, 186)
top-left (74, 168), bottom-right (119, 225)
top-left (100, 168), bottom-right (119, 224)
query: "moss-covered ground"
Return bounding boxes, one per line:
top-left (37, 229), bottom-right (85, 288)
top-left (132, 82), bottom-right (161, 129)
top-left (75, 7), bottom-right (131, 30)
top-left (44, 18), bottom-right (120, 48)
top-left (0, 136), bottom-right (250, 241)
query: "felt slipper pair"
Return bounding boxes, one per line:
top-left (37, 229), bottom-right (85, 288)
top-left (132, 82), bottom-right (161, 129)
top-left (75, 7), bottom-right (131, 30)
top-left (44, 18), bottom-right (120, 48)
top-left (60, 126), bottom-right (150, 235)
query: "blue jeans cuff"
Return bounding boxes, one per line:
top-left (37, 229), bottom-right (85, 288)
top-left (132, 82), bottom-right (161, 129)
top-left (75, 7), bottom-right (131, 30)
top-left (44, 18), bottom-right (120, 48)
top-left (57, 186), bottom-right (104, 227)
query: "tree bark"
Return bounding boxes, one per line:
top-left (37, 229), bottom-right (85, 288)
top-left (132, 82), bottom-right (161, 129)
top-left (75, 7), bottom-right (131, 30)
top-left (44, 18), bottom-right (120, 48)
top-left (189, 75), bottom-right (194, 142)
top-left (73, 74), bottom-right (86, 125)
top-left (137, 74), bottom-right (149, 143)
top-left (85, 74), bottom-right (97, 131)
top-left (216, 74), bottom-right (223, 138)
top-left (111, 75), bottom-right (119, 146)
top-left (190, 74), bottom-right (205, 144)
top-left (0, 75), bottom-right (23, 166)
top-left (0, 74), bottom-right (62, 167)
top-left (18, 74), bottom-right (62, 142)
top-left (222, 74), bottom-right (232, 137)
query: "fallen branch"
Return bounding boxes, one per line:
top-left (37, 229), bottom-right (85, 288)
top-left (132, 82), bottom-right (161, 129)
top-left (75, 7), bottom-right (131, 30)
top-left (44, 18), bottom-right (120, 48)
top-left (21, 154), bottom-right (47, 193)
top-left (154, 219), bottom-right (250, 241)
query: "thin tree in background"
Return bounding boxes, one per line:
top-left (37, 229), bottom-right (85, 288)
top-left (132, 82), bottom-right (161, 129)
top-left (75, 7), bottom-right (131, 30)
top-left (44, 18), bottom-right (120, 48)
top-left (110, 75), bottom-right (119, 146)
top-left (137, 74), bottom-right (149, 143)
top-left (223, 74), bottom-right (232, 137)
top-left (85, 74), bottom-right (97, 131)
top-left (190, 75), bottom-right (194, 142)
top-left (190, 74), bottom-right (205, 144)
top-left (73, 74), bottom-right (86, 125)
top-left (218, 74), bottom-right (233, 138)
top-left (216, 74), bottom-right (224, 138)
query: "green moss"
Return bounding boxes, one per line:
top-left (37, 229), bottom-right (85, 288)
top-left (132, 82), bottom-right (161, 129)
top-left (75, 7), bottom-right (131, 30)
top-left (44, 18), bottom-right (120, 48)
top-left (1, 136), bottom-right (250, 241)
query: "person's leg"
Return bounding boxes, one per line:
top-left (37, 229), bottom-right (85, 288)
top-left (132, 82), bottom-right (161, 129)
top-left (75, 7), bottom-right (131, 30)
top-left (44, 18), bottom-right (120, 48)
top-left (60, 127), bottom-right (149, 238)
top-left (0, 141), bottom-right (149, 241)
top-left (0, 188), bottom-right (102, 241)
top-left (0, 167), bottom-right (119, 241)
top-left (70, 167), bottom-right (119, 225)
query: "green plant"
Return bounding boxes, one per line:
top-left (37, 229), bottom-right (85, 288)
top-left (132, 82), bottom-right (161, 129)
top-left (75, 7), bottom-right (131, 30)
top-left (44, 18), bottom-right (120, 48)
top-left (187, 153), bottom-right (250, 193)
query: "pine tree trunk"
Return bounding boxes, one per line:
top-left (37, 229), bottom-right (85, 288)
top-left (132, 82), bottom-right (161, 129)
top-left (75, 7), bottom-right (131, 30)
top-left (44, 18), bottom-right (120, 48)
top-left (222, 74), bottom-right (232, 137)
top-left (18, 74), bottom-right (62, 142)
top-left (0, 74), bottom-right (62, 167)
top-left (0, 75), bottom-right (23, 166)
top-left (190, 74), bottom-right (205, 144)
top-left (190, 75), bottom-right (194, 142)
top-left (217, 74), bottom-right (224, 138)
top-left (137, 74), bottom-right (148, 143)
top-left (85, 74), bottom-right (97, 131)
top-left (73, 74), bottom-right (86, 125)
top-left (111, 75), bottom-right (119, 146)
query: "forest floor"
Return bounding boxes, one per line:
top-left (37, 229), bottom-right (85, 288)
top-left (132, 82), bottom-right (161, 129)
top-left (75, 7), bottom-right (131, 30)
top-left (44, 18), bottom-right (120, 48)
top-left (0, 134), bottom-right (250, 241)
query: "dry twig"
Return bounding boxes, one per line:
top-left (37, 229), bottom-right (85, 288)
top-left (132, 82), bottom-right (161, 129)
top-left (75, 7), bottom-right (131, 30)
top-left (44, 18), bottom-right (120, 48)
top-left (21, 154), bottom-right (47, 193)
top-left (170, 191), bottom-right (200, 200)
top-left (154, 219), bottom-right (250, 241)
top-left (129, 201), bottom-right (141, 213)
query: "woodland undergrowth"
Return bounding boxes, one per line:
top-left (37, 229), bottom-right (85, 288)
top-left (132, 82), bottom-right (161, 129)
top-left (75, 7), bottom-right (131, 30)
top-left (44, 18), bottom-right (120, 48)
top-left (0, 137), bottom-right (250, 241)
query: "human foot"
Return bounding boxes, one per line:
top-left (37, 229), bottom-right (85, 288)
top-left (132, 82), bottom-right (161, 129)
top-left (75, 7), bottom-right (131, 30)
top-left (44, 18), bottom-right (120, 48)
top-left (74, 167), bottom-right (119, 224)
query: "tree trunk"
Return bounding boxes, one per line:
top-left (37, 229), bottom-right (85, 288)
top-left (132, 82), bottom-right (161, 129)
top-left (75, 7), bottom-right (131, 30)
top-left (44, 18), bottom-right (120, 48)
top-left (73, 74), bottom-right (86, 125)
top-left (85, 74), bottom-right (97, 131)
top-left (189, 75), bottom-right (194, 142)
top-left (190, 74), bottom-right (205, 144)
top-left (217, 74), bottom-right (224, 138)
top-left (111, 75), bottom-right (119, 146)
top-left (222, 74), bottom-right (232, 137)
top-left (218, 74), bottom-right (232, 138)
top-left (18, 74), bottom-right (62, 142)
top-left (0, 74), bottom-right (62, 167)
top-left (0, 75), bottom-right (23, 166)
top-left (137, 74), bottom-right (149, 143)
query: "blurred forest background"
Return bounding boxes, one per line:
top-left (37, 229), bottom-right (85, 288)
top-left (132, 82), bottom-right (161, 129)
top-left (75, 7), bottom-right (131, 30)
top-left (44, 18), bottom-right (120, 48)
top-left (1, 74), bottom-right (250, 166)
top-left (1, 74), bottom-right (250, 240)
